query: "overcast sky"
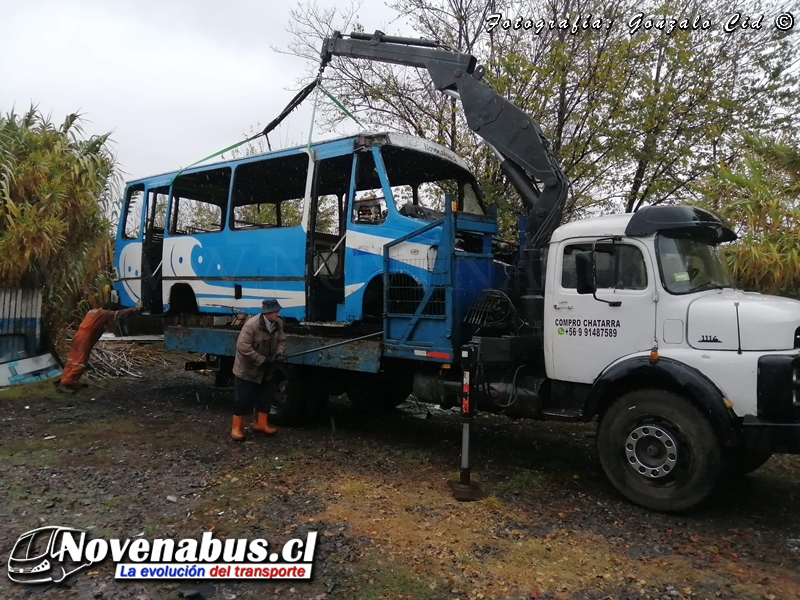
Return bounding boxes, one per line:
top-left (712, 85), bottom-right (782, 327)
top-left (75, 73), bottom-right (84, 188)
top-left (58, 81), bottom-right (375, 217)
top-left (0, 0), bottom-right (401, 182)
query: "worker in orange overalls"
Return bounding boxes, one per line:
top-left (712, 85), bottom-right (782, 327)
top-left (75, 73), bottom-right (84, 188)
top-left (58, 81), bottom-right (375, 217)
top-left (57, 302), bottom-right (140, 393)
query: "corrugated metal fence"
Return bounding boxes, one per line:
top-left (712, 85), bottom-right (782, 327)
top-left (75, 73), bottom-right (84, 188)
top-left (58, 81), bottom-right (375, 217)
top-left (0, 287), bottom-right (43, 363)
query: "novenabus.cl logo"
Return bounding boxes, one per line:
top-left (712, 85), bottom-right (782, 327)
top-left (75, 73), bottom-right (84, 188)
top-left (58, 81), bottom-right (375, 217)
top-left (7, 526), bottom-right (95, 584)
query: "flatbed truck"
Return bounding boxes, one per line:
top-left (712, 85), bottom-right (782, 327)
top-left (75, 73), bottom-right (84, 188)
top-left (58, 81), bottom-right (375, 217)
top-left (113, 31), bottom-right (800, 512)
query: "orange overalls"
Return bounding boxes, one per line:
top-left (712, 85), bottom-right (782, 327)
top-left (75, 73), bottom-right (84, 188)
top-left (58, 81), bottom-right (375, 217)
top-left (59, 308), bottom-right (136, 387)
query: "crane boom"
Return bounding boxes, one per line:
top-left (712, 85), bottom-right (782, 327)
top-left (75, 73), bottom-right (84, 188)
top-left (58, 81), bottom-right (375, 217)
top-left (320, 30), bottom-right (568, 250)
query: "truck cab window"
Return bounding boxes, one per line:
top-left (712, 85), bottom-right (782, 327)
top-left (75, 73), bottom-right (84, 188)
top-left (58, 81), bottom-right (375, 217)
top-left (656, 234), bottom-right (731, 294)
top-left (562, 243), bottom-right (647, 290)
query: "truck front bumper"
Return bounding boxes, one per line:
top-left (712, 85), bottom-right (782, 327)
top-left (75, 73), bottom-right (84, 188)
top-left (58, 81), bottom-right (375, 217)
top-left (742, 416), bottom-right (800, 453)
top-left (747, 353), bottom-right (800, 452)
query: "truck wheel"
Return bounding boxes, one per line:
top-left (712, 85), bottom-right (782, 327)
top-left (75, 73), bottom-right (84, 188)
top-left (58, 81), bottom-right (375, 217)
top-left (724, 446), bottom-right (772, 477)
top-left (597, 389), bottom-right (722, 512)
top-left (269, 365), bottom-right (328, 426)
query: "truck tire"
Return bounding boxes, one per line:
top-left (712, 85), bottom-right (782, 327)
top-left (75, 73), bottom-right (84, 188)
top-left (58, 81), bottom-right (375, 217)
top-left (724, 446), bottom-right (772, 477)
top-left (269, 364), bottom-right (327, 426)
top-left (597, 389), bottom-right (722, 512)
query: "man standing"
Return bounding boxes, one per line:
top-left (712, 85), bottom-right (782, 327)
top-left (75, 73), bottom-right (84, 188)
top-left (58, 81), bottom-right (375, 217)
top-left (231, 298), bottom-right (286, 441)
top-left (57, 302), bottom-right (140, 393)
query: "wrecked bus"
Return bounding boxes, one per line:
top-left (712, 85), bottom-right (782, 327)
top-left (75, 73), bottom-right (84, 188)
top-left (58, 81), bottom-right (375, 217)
top-left (113, 132), bottom-right (508, 365)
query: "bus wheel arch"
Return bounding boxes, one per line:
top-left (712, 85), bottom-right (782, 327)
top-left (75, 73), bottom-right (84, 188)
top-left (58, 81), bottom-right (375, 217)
top-left (167, 283), bottom-right (199, 314)
top-left (361, 276), bottom-right (384, 320)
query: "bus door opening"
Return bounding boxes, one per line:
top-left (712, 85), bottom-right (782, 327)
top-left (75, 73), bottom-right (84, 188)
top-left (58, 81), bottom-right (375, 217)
top-left (305, 155), bottom-right (351, 322)
top-left (141, 187), bottom-right (168, 313)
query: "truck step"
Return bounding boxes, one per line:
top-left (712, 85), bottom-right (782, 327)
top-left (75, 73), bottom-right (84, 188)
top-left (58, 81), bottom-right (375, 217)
top-left (540, 408), bottom-right (583, 422)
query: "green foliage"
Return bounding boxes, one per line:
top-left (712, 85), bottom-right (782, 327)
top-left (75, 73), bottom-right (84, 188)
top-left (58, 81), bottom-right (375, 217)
top-left (283, 0), bottom-right (799, 240)
top-left (696, 135), bottom-right (800, 296)
top-left (471, 0), bottom-right (799, 218)
top-left (0, 106), bottom-right (119, 339)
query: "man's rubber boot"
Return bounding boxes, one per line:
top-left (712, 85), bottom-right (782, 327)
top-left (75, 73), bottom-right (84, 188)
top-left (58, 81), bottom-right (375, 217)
top-left (230, 415), bottom-right (245, 441)
top-left (252, 412), bottom-right (277, 435)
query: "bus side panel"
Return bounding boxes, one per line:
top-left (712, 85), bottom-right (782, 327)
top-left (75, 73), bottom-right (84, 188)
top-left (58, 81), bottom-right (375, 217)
top-left (160, 226), bottom-right (307, 319)
top-left (115, 239), bottom-right (142, 307)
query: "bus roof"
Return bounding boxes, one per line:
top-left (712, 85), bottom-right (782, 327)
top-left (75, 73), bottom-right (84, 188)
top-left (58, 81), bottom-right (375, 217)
top-left (125, 131), bottom-right (471, 188)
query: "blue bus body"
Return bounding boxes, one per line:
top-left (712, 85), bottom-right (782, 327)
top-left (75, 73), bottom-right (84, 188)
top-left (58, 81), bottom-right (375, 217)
top-left (114, 132), bottom-right (509, 367)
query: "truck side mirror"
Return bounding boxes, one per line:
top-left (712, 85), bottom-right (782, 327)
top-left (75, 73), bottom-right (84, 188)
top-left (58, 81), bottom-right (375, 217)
top-left (575, 251), bottom-right (596, 295)
top-left (575, 248), bottom-right (622, 307)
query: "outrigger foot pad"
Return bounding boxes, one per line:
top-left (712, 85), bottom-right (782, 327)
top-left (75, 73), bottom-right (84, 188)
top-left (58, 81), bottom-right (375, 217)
top-left (448, 480), bottom-right (487, 502)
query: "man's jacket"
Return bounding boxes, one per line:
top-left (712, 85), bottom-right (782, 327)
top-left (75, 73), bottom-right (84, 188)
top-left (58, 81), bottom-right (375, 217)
top-left (233, 315), bottom-right (287, 383)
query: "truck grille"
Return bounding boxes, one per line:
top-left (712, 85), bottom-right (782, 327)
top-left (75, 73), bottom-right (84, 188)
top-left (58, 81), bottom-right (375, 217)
top-left (757, 354), bottom-right (800, 420)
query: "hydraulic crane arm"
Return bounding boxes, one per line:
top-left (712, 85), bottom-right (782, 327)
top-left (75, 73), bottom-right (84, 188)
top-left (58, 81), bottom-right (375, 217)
top-left (320, 30), bottom-right (568, 249)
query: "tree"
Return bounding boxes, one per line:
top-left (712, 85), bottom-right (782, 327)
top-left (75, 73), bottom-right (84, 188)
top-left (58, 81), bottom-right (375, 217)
top-left (696, 135), bottom-right (800, 296)
top-left (0, 106), bottom-right (119, 338)
top-left (279, 0), bottom-right (800, 237)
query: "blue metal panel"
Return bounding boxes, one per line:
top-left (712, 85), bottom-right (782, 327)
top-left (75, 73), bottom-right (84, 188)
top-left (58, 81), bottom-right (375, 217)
top-left (451, 255), bottom-right (507, 352)
top-left (124, 136), bottom-right (362, 187)
top-left (0, 335), bottom-right (27, 363)
top-left (312, 138), bottom-right (356, 160)
top-left (382, 346), bottom-right (453, 362)
top-left (164, 327), bottom-right (381, 373)
top-left (382, 196), bottom-right (454, 359)
top-left (378, 190), bottom-right (507, 366)
top-left (0, 353), bottom-right (61, 386)
top-left (454, 214), bottom-right (498, 234)
top-left (159, 223), bottom-right (308, 319)
top-left (0, 288), bottom-right (43, 363)
top-left (166, 327), bottom-right (239, 355)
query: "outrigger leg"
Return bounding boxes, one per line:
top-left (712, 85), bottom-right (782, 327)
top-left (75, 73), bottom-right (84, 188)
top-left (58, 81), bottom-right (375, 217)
top-left (449, 343), bottom-right (486, 501)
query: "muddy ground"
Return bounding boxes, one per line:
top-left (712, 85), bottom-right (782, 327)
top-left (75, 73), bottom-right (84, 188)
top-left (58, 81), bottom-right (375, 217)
top-left (1, 348), bottom-right (800, 600)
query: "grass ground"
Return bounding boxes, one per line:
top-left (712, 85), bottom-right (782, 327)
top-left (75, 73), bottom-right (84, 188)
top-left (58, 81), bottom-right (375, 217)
top-left (1, 351), bottom-right (799, 600)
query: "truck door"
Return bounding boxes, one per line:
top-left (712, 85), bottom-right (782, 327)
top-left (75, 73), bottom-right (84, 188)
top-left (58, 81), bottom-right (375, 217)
top-left (549, 239), bottom-right (656, 384)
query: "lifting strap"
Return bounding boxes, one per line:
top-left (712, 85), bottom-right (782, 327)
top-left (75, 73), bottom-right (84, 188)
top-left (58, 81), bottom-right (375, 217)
top-left (171, 56), bottom-right (366, 182)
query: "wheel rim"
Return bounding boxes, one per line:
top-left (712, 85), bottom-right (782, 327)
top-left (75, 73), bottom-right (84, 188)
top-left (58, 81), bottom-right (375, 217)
top-left (625, 424), bottom-right (679, 479)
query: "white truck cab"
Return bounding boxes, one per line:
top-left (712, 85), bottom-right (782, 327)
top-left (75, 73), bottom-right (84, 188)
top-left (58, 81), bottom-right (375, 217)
top-left (542, 205), bottom-right (800, 510)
